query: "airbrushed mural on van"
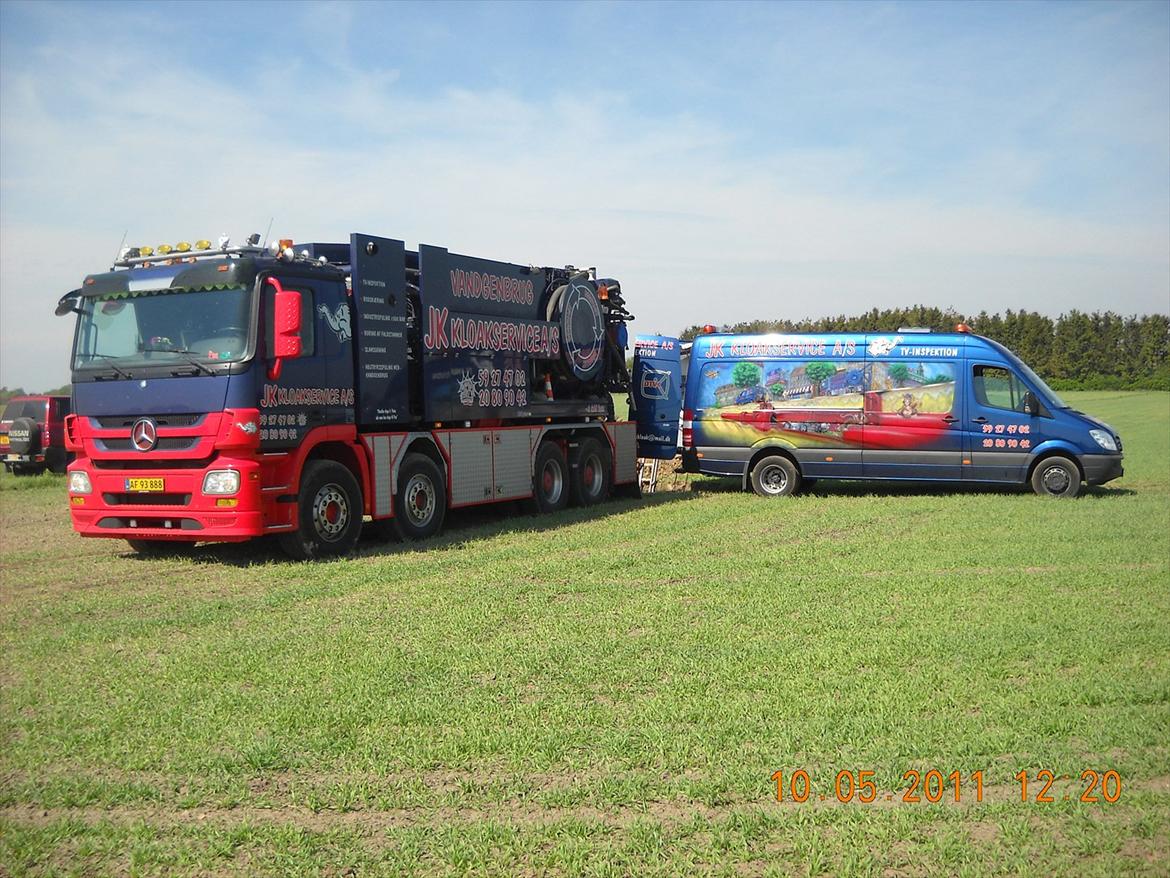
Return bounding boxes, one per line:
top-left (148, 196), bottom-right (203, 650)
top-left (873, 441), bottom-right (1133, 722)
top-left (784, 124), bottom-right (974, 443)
top-left (632, 328), bottom-right (1123, 498)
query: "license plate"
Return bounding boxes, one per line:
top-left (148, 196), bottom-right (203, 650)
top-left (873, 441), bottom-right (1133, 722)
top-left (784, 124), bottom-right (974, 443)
top-left (124, 477), bottom-right (165, 492)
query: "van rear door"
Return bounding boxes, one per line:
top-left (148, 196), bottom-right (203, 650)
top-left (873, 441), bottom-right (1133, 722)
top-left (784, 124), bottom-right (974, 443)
top-left (632, 335), bottom-right (682, 460)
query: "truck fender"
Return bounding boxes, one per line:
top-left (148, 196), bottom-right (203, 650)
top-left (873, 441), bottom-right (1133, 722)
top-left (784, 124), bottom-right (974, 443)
top-left (362, 432), bottom-right (447, 519)
top-left (277, 425), bottom-right (370, 511)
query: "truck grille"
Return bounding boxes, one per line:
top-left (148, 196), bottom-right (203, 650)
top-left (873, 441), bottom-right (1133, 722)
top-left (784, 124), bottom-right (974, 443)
top-left (92, 413), bottom-right (204, 428)
top-left (92, 457), bottom-right (212, 470)
top-left (102, 492), bottom-right (192, 506)
top-left (97, 437), bottom-right (200, 451)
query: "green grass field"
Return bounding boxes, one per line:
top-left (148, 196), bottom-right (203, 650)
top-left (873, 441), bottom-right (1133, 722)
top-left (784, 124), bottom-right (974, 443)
top-left (2, 391), bottom-right (1168, 876)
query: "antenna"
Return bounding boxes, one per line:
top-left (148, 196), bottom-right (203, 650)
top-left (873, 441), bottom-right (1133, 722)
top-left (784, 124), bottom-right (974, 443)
top-left (261, 217), bottom-right (274, 249)
top-left (112, 229), bottom-right (128, 266)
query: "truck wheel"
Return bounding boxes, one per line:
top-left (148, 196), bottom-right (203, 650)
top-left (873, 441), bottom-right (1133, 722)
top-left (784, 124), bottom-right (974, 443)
top-left (1031, 456), bottom-right (1081, 498)
top-left (392, 453), bottom-right (446, 540)
top-left (279, 460), bottom-right (364, 559)
top-left (749, 454), bottom-right (800, 497)
top-left (570, 437), bottom-right (612, 506)
top-left (529, 441), bottom-right (569, 513)
top-left (126, 539), bottom-right (197, 557)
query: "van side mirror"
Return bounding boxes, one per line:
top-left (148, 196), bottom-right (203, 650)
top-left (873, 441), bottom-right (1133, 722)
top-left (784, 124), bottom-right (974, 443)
top-left (1023, 391), bottom-right (1040, 416)
top-left (265, 277), bottom-right (302, 379)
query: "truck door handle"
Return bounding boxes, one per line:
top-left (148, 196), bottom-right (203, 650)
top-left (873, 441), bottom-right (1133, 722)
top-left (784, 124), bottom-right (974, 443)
top-left (972, 416), bottom-right (988, 424)
top-left (942, 415), bottom-right (959, 423)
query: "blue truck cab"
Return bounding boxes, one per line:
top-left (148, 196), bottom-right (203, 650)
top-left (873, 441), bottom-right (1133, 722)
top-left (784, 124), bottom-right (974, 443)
top-left (633, 327), bottom-right (1123, 498)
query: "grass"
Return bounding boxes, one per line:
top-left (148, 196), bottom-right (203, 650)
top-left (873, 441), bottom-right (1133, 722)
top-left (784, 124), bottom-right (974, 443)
top-left (1, 390), bottom-right (1168, 876)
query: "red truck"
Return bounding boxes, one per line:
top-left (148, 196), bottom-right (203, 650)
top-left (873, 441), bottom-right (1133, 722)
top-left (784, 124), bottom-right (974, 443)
top-left (55, 233), bottom-right (637, 558)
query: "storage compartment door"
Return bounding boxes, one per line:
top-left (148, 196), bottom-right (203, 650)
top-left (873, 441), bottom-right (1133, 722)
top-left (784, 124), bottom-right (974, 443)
top-left (493, 428), bottom-right (535, 499)
top-left (448, 430), bottom-right (495, 506)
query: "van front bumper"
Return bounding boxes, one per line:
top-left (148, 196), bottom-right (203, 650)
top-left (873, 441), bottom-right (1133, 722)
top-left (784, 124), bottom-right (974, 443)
top-left (1082, 453), bottom-right (1124, 486)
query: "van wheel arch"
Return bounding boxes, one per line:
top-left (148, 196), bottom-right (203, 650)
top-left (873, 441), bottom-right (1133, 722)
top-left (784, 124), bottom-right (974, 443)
top-left (1028, 452), bottom-right (1083, 498)
top-left (743, 446), bottom-right (801, 493)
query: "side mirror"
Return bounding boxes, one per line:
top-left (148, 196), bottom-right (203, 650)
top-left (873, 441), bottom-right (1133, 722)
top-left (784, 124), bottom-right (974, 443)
top-left (1023, 391), bottom-right (1040, 416)
top-left (55, 292), bottom-right (82, 317)
top-left (265, 277), bottom-right (302, 379)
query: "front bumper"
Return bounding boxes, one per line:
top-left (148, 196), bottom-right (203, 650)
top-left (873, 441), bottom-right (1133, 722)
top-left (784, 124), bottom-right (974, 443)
top-left (1081, 453), bottom-right (1124, 486)
top-left (68, 457), bottom-right (263, 542)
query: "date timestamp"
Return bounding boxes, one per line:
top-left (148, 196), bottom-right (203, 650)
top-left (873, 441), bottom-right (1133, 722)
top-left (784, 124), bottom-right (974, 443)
top-left (771, 769), bottom-right (1122, 804)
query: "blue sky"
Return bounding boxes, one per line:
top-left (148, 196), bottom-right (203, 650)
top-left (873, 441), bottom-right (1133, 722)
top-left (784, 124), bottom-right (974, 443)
top-left (1, 0), bottom-right (1167, 390)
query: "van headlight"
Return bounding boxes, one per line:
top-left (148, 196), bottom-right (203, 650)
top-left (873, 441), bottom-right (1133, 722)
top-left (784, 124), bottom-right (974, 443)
top-left (68, 471), bottom-right (92, 494)
top-left (1089, 429), bottom-right (1117, 452)
top-left (202, 470), bottom-right (240, 494)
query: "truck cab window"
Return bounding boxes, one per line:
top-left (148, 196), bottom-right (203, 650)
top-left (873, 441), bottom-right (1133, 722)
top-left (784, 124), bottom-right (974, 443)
top-left (973, 365), bottom-right (1028, 412)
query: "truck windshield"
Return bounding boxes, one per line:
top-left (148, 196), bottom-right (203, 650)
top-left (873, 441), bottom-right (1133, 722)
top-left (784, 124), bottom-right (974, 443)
top-left (73, 285), bottom-right (252, 373)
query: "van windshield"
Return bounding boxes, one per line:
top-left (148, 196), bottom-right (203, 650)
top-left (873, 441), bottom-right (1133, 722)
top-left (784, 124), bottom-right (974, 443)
top-left (981, 338), bottom-right (1068, 409)
top-left (1012, 357), bottom-right (1068, 409)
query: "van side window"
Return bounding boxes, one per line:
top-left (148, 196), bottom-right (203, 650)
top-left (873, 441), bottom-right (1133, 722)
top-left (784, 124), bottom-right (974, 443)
top-left (973, 365), bottom-right (1027, 412)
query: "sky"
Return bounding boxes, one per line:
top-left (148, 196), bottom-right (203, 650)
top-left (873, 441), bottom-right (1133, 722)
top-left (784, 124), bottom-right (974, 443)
top-left (1, 0), bottom-right (1167, 392)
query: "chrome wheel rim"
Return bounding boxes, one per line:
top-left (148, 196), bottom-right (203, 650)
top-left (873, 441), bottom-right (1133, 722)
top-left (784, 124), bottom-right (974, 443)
top-left (404, 474), bottom-right (436, 527)
top-left (1042, 465), bottom-right (1071, 494)
top-left (582, 452), bottom-right (604, 498)
top-left (541, 460), bottom-right (564, 504)
top-left (761, 464), bottom-right (788, 495)
top-left (312, 484), bottom-right (349, 540)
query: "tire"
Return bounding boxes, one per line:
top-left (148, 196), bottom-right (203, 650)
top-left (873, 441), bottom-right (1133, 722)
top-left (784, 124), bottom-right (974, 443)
top-left (529, 441), bottom-right (569, 513)
top-left (391, 453), bottom-right (446, 541)
top-left (569, 437), bottom-right (612, 507)
top-left (45, 447), bottom-right (70, 475)
top-left (749, 454), bottom-right (800, 497)
top-left (1031, 456), bottom-right (1081, 498)
top-left (126, 539), bottom-right (198, 557)
top-left (8, 417), bottom-right (41, 455)
top-left (279, 460), bottom-right (364, 559)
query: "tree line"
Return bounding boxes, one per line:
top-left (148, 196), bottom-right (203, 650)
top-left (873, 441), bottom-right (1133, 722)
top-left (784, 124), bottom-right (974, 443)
top-left (681, 307), bottom-right (1170, 390)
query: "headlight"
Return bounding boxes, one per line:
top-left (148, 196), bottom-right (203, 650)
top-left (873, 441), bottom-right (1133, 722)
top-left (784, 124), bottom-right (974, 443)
top-left (68, 471), bottom-right (92, 494)
top-left (202, 470), bottom-right (240, 494)
top-left (1089, 429), bottom-right (1117, 452)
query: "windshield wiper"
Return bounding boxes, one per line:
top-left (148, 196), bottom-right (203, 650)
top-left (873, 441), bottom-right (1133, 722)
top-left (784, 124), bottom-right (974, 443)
top-left (84, 354), bottom-right (133, 379)
top-left (149, 347), bottom-right (217, 376)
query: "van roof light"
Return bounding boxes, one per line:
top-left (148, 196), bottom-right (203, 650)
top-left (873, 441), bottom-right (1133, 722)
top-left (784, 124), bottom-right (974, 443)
top-left (956, 322), bottom-right (971, 333)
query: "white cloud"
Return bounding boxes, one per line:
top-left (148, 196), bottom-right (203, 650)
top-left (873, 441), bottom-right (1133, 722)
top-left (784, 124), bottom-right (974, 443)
top-left (1, 9), bottom-right (1167, 391)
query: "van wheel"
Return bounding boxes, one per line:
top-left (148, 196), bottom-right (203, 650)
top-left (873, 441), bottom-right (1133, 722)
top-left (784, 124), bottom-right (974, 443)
top-left (1031, 456), bottom-right (1081, 498)
top-left (392, 453), bottom-right (446, 540)
top-left (570, 437), bottom-right (612, 506)
top-left (749, 455), bottom-right (800, 497)
top-left (528, 441), bottom-right (569, 513)
top-left (279, 460), bottom-right (364, 559)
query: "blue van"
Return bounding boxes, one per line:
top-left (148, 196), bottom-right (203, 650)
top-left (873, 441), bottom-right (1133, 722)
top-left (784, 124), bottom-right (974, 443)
top-left (632, 328), bottom-right (1123, 498)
